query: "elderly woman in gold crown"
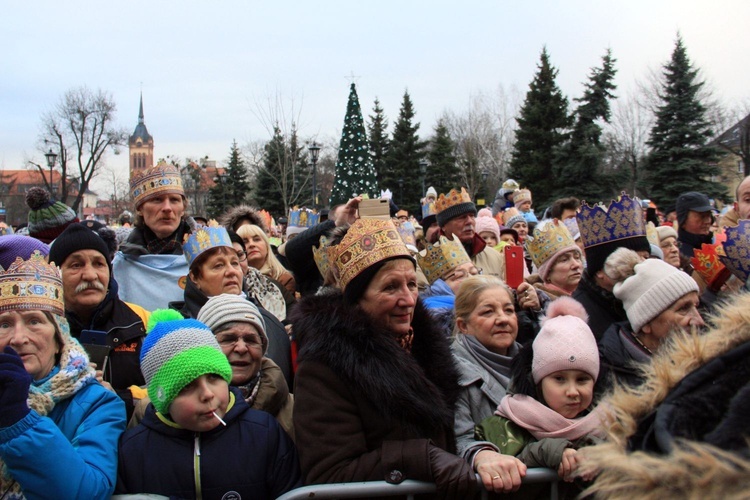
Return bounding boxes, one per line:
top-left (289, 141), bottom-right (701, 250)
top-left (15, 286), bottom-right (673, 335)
top-left (0, 252), bottom-right (126, 498)
top-left (291, 217), bottom-right (480, 498)
top-left (525, 219), bottom-right (584, 299)
top-left (113, 162), bottom-right (195, 310)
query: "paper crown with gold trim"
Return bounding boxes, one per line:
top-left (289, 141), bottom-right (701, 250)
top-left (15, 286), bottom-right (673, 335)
top-left (259, 210), bottom-right (274, 232)
top-left (435, 187), bottom-right (476, 226)
top-left (719, 220), bottom-right (750, 283)
top-left (288, 208), bottom-right (319, 229)
top-left (417, 235), bottom-right (471, 284)
top-left (312, 235), bottom-right (331, 279)
top-left (527, 221), bottom-right (577, 270)
top-left (130, 161), bottom-right (184, 209)
top-left (331, 218), bottom-right (411, 291)
top-left (576, 192), bottom-right (645, 249)
top-left (422, 198), bottom-right (438, 219)
top-left (397, 221), bottom-right (418, 251)
top-left (691, 242), bottom-right (731, 289)
top-left (0, 251), bottom-right (64, 316)
top-left (502, 207), bottom-right (526, 228)
top-left (182, 220), bottom-right (233, 269)
top-left (645, 222), bottom-right (659, 247)
top-left (514, 188), bottom-right (532, 205)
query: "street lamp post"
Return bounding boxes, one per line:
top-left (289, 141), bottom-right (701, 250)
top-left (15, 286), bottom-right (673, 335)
top-left (418, 159), bottom-right (428, 196)
top-left (308, 142), bottom-right (320, 209)
top-left (44, 149), bottom-right (58, 197)
top-left (481, 169), bottom-right (489, 207)
top-left (398, 178), bottom-right (404, 206)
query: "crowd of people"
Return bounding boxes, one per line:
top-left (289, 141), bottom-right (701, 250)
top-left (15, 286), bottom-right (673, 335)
top-left (0, 162), bottom-right (749, 499)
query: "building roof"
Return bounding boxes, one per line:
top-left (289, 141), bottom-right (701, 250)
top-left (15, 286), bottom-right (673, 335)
top-left (713, 112), bottom-right (750, 150)
top-left (129, 92), bottom-right (153, 145)
top-left (0, 169), bottom-right (65, 195)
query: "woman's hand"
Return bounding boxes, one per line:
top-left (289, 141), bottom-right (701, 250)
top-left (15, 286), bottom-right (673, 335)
top-left (335, 196), bottom-right (362, 227)
top-left (0, 346), bottom-right (32, 427)
top-left (516, 282), bottom-right (540, 311)
top-left (474, 449), bottom-right (526, 493)
top-left (89, 362), bottom-right (114, 392)
top-left (558, 448), bottom-right (580, 482)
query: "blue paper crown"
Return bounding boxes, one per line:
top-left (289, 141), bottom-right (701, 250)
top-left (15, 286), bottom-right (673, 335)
top-left (422, 199), bottom-right (437, 219)
top-left (719, 220), bottom-right (750, 283)
top-left (182, 220), bottom-right (233, 268)
top-left (576, 192), bottom-right (645, 248)
top-left (288, 208), bottom-right (319, 228)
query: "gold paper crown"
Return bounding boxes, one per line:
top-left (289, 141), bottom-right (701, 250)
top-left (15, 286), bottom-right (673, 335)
top-left (435, 187), bottom-right (472, 214)
top-left (130, 161), bottom-right (184, 208)
top-left (527, 221), bottom-right (577, 269)
top-left (502, 207), bottom-right (525, 226)
top-left (396, 221), bottom-right (417, 249)
top-left (417, 235), bottom-right (471, 284)
top-left (182, 220), bottom-right (233, 268)
top-left (331, 219), bottom-right (411, 291)
top-left (576, 192), bottom-right (645, 249)
top-left (0, 251), bottom-right (64, 316)
top-left (719, 220), bottom-right (750, 283)
top-left (514, 188), bottom-right (532, 205)
top-left (645, 222), bottom-right (659, 246)
top-left (312, 235), bottom-right (331, 279)
top-left (691, 243), bottom-right (731, 289)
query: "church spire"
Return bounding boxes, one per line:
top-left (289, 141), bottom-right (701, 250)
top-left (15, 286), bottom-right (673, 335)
top-left (138, 91), bottom-right (145, 124)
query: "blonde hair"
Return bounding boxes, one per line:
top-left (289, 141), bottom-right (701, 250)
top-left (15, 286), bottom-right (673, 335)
top-left (236, 224), bottom-right (289, 282)
top-left (454, 275), bottom-right (513, 334)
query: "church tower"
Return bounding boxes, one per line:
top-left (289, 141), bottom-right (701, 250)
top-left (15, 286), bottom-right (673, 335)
top-left (128, 92), bottom-right (154, 184)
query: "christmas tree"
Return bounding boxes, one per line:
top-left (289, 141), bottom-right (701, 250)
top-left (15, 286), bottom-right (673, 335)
top-left (330, 83), bottom-right (379, 206)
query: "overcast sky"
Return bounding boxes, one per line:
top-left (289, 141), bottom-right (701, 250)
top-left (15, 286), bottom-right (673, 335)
top-left (2, 1), bottom-right (748, 195)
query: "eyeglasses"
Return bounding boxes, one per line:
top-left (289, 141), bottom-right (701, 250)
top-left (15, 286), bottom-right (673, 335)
top-left (215, 333), bottom-right (263, 348)
top-left (445, 267), bottom-right (482, 282)
top-left (236, 250), bottom-right (247, 262)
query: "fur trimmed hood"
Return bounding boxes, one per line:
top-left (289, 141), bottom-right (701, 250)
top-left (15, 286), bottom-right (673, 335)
top-left (581, 291), bottom-right (750, 498)
top-left (219, 205), bottom-right (267, 233)
top-left (290, 291), bottom-right (461, 436)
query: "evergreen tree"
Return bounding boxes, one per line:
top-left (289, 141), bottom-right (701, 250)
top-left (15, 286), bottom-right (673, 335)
top-left (330, 84), bottom-right (379, 206)
top-left (385, 90), bottom-right (427, 213)
top-left (426, 119), bottom-right (460, 195)
top-left (509, 47), bottom-right (571, 209)
top-left (554, 49), bottom-right (618, 202)
top-left (368, 98), bottom-right (390, 186)
top-left (207, 140), bottom-right (251, 217)
top-left (645, 36), bottom-right (726, 207)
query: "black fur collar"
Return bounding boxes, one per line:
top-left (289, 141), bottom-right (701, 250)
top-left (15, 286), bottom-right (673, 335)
top-left (290, 291), bottom-right (460, 434)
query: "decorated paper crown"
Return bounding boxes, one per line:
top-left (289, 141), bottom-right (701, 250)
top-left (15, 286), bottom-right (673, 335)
top-left (435, 187), bottom-right (473, 214)
top-left (182, 220), bottom-right (233, 269)
top-left (0, 223), bottom-right (12, 236)
top-left (0, 251), bottom-right (64, 316)
top-left (576, 192), bottom-right (645, 249)
top-left (380, 189), bottom-right (393, 200)
top-left (331, 218), bottom-right (411, 291)
top-left (259, 210), bottom-right (274, 232)
top-left (397, 221), bottom-right (417, 251)
top-left (130, 161), bottom-right (184, 208)
top-left (645, 222), bottom-right (659, 246)
top-left (288, 208), bottom-right (319, 229)
top-left (422, 198), bottom-right (438, 219)
top-left (691, 242), bottom-right (731, 289)
top-left (417, 235), bottom-right (471, 284)
top-left (719, 220), bottom-right (750, 283)
top-left (514, 188), bottom-right (532, 205)
top-left (502, 207), bottom-right (525, 227)
top-left (312, 235), bottom-right (332, 279)
top-left (527, 221), bottom-right (576, 270)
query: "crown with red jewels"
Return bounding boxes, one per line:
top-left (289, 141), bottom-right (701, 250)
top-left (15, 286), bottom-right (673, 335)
top-left (576, 192), bottom-right (645, 249)
top-left (692, 242), bottom-right (731, 289)
top-left (0, 251), bottom-right (64, 316)
top-left (719, 220), bottom-right (750, 283)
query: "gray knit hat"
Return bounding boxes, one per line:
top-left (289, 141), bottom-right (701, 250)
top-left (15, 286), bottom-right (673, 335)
top-left (612, 256), bottom-right (699, 333)
top-left (197, 294), bottom-right (268, 354)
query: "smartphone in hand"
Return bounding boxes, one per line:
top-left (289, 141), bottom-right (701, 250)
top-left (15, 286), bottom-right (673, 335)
top-left (505, 245), bottom-right (525, 290)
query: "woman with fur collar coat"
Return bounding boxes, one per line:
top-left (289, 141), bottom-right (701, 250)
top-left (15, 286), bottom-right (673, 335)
top-left (291, 218), bottom-right (478, 499)
top-left (580, 291), bottom-right (750, 499)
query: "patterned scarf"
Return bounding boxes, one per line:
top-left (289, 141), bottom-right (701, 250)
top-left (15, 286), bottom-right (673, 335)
top-left (0, 316), bottom-right (96, 499)
top-left (396, 327), bottom-right (414, 353)
top-left (144, 222), bottom-right (188, 255)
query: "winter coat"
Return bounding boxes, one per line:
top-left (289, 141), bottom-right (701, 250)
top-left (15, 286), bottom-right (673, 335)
top-left (66, 278), bottom-right (147, 420)
top-left (452, 337), bottom-right (518, 459)
top-left (170, 277), bottom-right (293, 388)
top-left (116, 388), bottom-right (301, 499)
top-left (0, 381), bottom-right (125, 499)
top-left (580, 291), bottom-right (750, 499)
top-left (572, 271), bottom-right (627, 341)
top-left (290, 291), bottom-right (462, 486)
top-left (598, 322), bottom-right (649, 390)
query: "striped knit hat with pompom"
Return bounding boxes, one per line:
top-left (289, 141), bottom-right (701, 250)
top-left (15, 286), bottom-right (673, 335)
top-left (140, 309), bottom-right (232, 414)
top-left (26, 187), bottom-right (79, 243)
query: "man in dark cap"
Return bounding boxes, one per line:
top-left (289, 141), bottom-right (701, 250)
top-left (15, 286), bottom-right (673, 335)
top-left (49, 222), bottom-right (149, 419)
top-left (675, 191), bottom-right (714, 259)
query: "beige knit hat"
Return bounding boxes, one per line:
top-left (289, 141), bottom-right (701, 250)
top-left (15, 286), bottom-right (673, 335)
top-left (197, 294), bottom-right (268, 354)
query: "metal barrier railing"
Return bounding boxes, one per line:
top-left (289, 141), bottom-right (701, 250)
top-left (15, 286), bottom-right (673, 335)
top-left (277, 467), bottom-right (559, 499)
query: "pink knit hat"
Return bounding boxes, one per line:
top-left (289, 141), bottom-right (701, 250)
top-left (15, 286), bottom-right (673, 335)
top-left (531, 297), bottom-right (599, 384)
top-left (475, 208), bottom-right (500, 240)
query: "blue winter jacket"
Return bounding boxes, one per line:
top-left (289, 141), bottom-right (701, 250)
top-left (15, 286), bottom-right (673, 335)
top-left (116, 387), bottom-right (302, 499)
top-left (0, 378), bottom-right (126, 499)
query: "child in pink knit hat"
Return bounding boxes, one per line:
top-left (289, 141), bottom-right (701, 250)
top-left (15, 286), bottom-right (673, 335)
top-left (475, 208), bottom-right (500, 247)
top-left (475, 297), bottom-right (608, 487)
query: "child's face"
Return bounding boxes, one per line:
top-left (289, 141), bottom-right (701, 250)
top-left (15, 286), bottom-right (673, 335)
top-left (540, 369), bottom-right (594, 419)
top-left (169, 374), bottom-right (230, 432)
top-left (479, 231), bottom-right (498, 247)
top-left (518, 201), bottom-right (531, 212)
top-left (500, 233), bottom-right (517, 245)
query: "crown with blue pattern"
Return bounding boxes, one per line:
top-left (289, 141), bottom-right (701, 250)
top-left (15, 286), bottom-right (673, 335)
top-left (719, 220), bottom-right (750, 283)
top-left (182, 220), bottom-right (233, 269)
top-left (130, 161), bottom-right (184, 208)
top-left (576, 192), bottom-right (646, 249)
top-left (288, 207), bottom-right (319, 229)
top-left (0, 251), bottom-right (64, 316)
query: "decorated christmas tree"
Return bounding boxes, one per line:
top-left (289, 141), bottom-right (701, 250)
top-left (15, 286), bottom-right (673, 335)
top-left (330, 83), bottom-right (379, 205)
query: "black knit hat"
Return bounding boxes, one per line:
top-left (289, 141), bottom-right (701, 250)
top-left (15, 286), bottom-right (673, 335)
top-left (584, 236), bottom-right (650, 277)
top-left (436, 202), bottom-right (477, 227)
top-left (49, 223), bottom-right (112, 270)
